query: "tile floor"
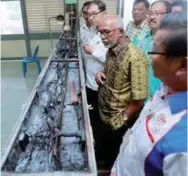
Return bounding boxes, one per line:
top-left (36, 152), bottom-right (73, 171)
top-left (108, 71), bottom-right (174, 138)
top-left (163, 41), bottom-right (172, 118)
top-left (1, 59), bottom-right (46, 152)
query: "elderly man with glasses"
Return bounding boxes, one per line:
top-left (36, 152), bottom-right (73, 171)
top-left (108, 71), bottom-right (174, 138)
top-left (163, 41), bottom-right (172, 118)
top-left (133, 0), bottom-right (172, 101)
top-left (111, 12), bottom-right (187, 176)
top-left (95, 15), bottom-right (149, 168)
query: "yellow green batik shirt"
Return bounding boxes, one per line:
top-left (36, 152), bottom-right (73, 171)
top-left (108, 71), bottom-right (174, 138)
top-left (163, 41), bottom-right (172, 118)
top-left (98, 37), bottom-right (149, 130)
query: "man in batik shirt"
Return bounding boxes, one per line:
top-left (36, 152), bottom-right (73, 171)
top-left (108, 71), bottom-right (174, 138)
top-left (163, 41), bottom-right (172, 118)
top-left (95, 15), bottom-right (149, 168)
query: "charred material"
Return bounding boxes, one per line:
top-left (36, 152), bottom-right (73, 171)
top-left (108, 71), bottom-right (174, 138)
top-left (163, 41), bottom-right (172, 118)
top-left (55, 32), bottom-right (78, 59)
top-left (2, 32), bottom-right (89, 173)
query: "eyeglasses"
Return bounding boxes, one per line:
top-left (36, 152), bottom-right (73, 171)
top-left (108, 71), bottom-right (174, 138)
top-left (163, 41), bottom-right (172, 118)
top-left (148, 51), bottom-right (186, 57)
top-left (87, 11), bottom-right (104, 18)
top-left (146, 11), bottom-right (169, 18)
top-left (148, 51), bottom-right (167, 55)
top-left (98, 28), bottom-right (120, 37)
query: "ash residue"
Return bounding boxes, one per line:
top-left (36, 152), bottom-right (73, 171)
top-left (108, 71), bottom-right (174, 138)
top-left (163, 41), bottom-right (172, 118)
top-left (3, 34), bottom-right (87, 173)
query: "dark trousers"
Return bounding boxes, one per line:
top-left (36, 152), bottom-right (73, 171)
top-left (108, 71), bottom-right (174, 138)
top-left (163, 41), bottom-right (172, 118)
top-left (86, 87), bottom-right (101, 152)
top-left (98, 120), bottom-right (127, 168)
top-left (86, 86), bottom-right (128, 169)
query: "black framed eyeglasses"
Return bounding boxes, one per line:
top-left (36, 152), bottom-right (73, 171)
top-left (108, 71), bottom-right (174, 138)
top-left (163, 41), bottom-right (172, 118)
top-left (146, 11), bottom-right (170, 18)
top-left (87, 10), bottom-right (104, 18)
top-left (148, 51), bottom-right (186, 57)
top-left (99, 28), bottom-right (121, 37)
top-left (148, 51), bottom-right (167, 55)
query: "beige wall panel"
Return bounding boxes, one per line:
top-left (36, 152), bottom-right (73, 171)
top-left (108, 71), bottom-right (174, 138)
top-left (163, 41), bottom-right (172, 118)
top-left (1, 40), bottom-right (27, 58)
top-left (31, 40), bottom-right (58, 57)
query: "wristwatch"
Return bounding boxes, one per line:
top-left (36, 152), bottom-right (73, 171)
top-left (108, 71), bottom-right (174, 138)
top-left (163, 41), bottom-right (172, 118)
top-left (123, 114), bottom-right (129, 122)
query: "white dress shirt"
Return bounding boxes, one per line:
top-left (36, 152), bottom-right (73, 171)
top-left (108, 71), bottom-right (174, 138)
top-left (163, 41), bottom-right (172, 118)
top-left (79, 23), bottom-right (108, 91)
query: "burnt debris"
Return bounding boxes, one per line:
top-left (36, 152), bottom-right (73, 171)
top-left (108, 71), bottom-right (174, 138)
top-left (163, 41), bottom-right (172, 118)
top-left (2, 32), bottom-right (88, 173)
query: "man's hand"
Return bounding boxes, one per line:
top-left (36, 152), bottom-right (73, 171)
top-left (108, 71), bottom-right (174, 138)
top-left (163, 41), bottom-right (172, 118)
top-left (83, 44), bottom-right (94, 55)
top-left (123, 100), bottom-right (144, 121)
top-left (95, 72), bottom-right (106, 85)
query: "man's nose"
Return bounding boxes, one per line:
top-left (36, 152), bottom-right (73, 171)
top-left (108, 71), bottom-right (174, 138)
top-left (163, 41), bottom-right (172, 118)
top-left (101, 34), bottom-right (107, 40)
top-left (88, 15), bottom-right (94, 20)
top-left (150, 14), bottom-right (156, 20)
top-left (133, 10), bottom-right (139, 14)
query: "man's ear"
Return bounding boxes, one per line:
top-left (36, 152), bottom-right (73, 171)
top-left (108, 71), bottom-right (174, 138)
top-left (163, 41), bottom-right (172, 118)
top-left (119, 28), bottom-right (125, 37)
top-left (103, 11), bottom-right (107, 15)
top-left (180, 57), bottom-right (187, 70)
top-left (176, 57), bottom-right (187, 76)
top-left (145, 8), bottom-right (149, 16)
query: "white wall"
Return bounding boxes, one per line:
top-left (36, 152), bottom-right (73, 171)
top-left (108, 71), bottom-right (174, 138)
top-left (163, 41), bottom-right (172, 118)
top-left (123, 0), bottom-right (134, 29)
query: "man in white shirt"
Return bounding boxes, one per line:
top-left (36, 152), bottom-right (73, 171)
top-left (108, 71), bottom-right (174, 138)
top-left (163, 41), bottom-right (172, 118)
top-left (82, 0), bottom-right (108, 91)
top-left (79, 1), bottom-right (108, 163)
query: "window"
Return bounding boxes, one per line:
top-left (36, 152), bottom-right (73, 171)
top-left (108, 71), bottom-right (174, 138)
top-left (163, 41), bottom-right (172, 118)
top-left (65, 3), bottom-right (77, 29)
top-left (0, 1), bottom-right (24, 34)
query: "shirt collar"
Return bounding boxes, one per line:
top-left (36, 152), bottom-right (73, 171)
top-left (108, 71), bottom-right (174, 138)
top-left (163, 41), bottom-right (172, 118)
top-left (82, 23), bottom-right (97, 32)
top-left (138, 30), bottom-right (152, 40)
top-left (165, 91), bottom-right (187, 114)
top-left (140, 19), bottom-right (148, 28)
top-left (133, 19), bottom-right (148, 29)
top-left (111, 37), bottom-right (130, 56)
top-left (145, 30), bottom-right (152, 38)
